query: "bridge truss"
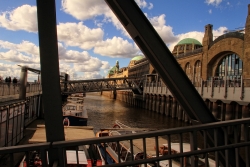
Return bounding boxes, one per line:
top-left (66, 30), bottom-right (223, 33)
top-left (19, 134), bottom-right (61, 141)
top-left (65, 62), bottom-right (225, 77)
top-left (61, 77), bottom-right (144, 94)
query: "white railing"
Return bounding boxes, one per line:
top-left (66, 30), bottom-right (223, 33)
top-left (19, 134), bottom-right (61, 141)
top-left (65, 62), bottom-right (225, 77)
top-left (144, 78), bottom-right (250, 104)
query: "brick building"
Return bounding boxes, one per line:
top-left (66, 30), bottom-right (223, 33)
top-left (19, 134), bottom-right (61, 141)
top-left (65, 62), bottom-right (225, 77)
top-left (108, 4), bottom-right (250, 88)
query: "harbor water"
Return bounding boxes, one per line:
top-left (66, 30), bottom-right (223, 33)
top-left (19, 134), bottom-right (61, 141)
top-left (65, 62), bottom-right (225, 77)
top-left (85, 92), bottom-right (189, 134)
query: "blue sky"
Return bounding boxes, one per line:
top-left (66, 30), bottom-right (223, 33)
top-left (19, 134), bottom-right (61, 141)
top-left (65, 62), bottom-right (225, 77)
top-left (0, 0), bottom-right (248, 81)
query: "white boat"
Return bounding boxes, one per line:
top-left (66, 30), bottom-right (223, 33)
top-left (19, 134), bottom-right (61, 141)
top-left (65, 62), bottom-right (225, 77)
top-left (62, 95), bottom-right (88, 126)
top-left (97, 120), bottom-right (217, 167)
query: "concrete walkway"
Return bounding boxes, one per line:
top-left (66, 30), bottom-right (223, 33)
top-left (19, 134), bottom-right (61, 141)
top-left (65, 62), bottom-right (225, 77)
top-left (0, 119), bottom-right (45, 167)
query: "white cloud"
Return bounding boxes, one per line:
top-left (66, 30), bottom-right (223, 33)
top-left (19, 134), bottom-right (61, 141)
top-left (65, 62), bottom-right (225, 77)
top-left (74, 57), bottom-right (106, 72)
top-left (61, 0), bottom-right (109, 21)
top-left (78, 71), bottom-right (103, 79)
top-left (0, 50), bottom-right (38, 64)
top-left (213, 26), bottom-right (228, 38)
top-left (209, 9), bottom-right (212, 14)
top-left (61, 0), bottom-right (153, 21)
top-left (58, 49), bottom-right (91, 64)
top-left (205, 0), bottom-right (223, 6)
top-left (149, 14), bottom-right (178, 44)
top-left (101, 61), bottom-right (111, 70)
top-left (57, 22), bottom-right (104, 50)
top-left (0, 5), bottom-right (37, 32)
top-left (148, 3), bottom-right (154, 10)
top-left (60, 0), bottom-right (153, 38)
top-left (0, 63), bottom-right (22, 79)
top-left (134, 0), bottom-right (153, 9)
top-left (0, 40), bottom-right (39, 56)
top-left (94, 37), bottom-right (139, 58)
top-left (0, 40), bottom-right (111, 80)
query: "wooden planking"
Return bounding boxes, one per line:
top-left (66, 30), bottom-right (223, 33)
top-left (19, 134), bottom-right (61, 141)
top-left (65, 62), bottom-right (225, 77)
top-left (29, 126), bottom-right (95, 143)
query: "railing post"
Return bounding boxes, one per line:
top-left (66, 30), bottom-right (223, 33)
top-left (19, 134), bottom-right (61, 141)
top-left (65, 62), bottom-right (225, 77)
top-left (224, 76), bottom-right (228, 98)
top-left (200, 78), bottom-right (204, 96)
top-left (64, 73), bottom-right (69, 92)
top-left (19, 66), bottom-right (27, 100)
top-left (211, 77), bottom-right (214, 97)
top-left (190, 130), bottom-right (198, 167)
top-left (240, 77), bottom-right (244, 100)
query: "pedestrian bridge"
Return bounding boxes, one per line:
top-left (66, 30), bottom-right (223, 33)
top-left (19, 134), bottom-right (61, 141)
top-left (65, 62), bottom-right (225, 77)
top-left (0, 76), bottom-right (143, 101)
top-left (62, 77), bottom-right (143, 95)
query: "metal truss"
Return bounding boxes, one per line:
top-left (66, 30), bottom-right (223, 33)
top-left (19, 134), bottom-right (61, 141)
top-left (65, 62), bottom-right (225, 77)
top-left (61, 77), bottom-right (143, 94)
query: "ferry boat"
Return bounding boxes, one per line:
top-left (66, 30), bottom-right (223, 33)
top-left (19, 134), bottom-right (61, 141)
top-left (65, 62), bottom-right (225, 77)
top-left (96, 121), bottom-right (216, 167)
top-left (62, 95), bottom-right (88, 126)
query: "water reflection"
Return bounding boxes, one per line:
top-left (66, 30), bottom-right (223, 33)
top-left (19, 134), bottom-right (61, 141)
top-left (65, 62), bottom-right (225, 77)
top-left (85, 92), bottom-right (189, 133)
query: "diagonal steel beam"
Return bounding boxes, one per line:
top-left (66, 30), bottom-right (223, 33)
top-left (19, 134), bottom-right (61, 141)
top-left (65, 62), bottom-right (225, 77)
top-left (105, 0), bottom-right (214, 124)
top-left (104, 0), bottom-right (245, 166)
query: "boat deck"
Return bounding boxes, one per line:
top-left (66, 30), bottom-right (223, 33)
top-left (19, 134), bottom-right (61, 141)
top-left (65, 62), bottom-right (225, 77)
top-left (29, 125), bottom-right (95, 143)
top-left (132, 137), bottom-right (168, 156)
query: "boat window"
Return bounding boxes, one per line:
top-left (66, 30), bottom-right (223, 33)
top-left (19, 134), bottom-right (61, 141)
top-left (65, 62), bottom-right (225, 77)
top-left (67, 106), bottom-right (76, 110)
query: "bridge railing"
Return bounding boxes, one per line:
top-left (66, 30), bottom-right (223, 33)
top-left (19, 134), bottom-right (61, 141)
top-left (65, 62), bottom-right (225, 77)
top-left (0, 83), bottom-right (42, 96)
top-left (144, 78), bottom-right (250, 103)
top-left (0, 118), bottom-right (249, 167)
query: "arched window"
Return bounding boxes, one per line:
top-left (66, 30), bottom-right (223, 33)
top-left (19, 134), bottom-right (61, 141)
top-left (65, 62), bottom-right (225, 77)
top-left (215, 53), bottom-right (243, 80)
top-left (185, 62), bottom-right (192, 80)
top-left (194, 60), bottom-right (201, 86)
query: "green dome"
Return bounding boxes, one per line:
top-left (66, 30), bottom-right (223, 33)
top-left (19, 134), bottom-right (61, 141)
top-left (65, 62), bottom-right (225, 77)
top-left (177, 38), bottom-right (202, 45)
top-left (108, 66), bottom-right (118, 75)
top-left (131, 55), bottom-right (144, 61)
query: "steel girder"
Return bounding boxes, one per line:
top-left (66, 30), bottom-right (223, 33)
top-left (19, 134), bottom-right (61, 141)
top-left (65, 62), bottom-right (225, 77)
top-left (61, 77), bottom-right (143, 94)
top-left (36, 0), bottom-right (65, 165)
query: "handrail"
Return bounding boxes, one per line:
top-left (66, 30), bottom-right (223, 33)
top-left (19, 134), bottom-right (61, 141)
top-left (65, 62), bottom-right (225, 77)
top-left (1, 118), bottom-right (249, 166)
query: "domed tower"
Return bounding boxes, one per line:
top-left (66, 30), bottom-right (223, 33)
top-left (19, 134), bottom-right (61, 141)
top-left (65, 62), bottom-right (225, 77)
top-left (115, 60), bottom-right (119, 71)
top-left (128, 55), bottom-right (145, 67)
top-left (172, 38), bottom-right (202, 56)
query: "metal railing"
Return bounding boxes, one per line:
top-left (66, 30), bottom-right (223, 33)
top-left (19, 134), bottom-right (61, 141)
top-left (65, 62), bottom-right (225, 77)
top-left (0, 83), bottom-right (42, 96)
top-left (144, 78), bottom-right (250, 103)
top-left (1, 118), bottom-right (249, 167)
